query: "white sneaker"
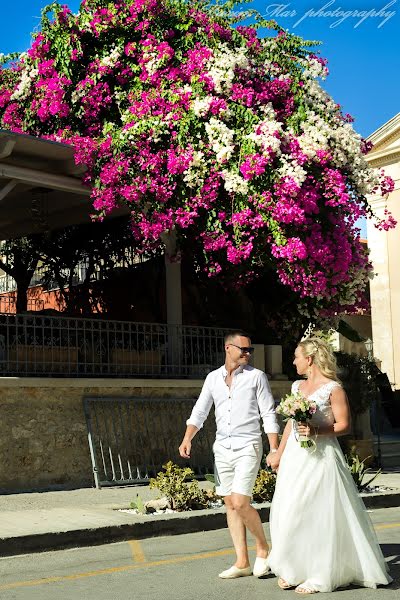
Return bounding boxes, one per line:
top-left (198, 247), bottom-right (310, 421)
top-left (218, 565), bottom-right (252, 579)
top-left (253, 557), bottom-right (270, 577)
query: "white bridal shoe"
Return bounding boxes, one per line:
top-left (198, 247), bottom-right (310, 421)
top-left (253, 557), bottom-right (270, 577)
top-left (218, 565), bottom-right (252, 579)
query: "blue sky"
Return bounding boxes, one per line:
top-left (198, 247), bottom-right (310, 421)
top-left (2, 0), bottom-right (398, 237)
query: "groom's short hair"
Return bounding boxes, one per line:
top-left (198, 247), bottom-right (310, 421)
top-left (224, 330), bottom-right (251, 344)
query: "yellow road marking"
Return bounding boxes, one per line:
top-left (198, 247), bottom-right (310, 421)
top-left (128, 540), bottom-right (146, 563)
top-left (374, 522), bottom-right (400, 530)
top-left (0, 548), bottom-right (236, 591)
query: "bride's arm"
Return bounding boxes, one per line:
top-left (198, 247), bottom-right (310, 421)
top-left (324, 386), bottom-right (352, 435)
top-left (268, 420), bottom-right (292, 470)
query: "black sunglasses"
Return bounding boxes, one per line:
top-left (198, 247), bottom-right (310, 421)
top-left (228, 344), bottom-right (254, 355)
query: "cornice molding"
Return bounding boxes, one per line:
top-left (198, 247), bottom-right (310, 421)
top-left (367, 112), bottom-right (400, 144)
top-left (369, 129), bottom-right (400, 152)
top-left (366, 195), bottom-right (389, 210)
top-left (366, 149), bottom-right (400, 168)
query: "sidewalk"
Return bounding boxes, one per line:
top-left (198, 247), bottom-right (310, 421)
top-left (0, 472), bottom-right (399, 557)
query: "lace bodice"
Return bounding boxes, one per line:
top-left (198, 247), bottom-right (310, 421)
top-left (292, 380), bottom-right (341, 427)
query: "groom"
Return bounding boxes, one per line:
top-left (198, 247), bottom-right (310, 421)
top-left (179, 330), bottom-right (279, 579)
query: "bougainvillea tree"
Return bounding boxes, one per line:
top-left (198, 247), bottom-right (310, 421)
top-left (0, 0), bottom-right (395, 330)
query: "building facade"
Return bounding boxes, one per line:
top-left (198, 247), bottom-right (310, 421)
top-left (366, 112), bottom-right (400, 389)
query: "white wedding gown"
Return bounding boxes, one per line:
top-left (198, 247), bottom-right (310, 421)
top-left (267, 380), bottom-right (392, 592)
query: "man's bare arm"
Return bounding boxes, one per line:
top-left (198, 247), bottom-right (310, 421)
top-left (179, 424), bottom-right (199, 458)
top-left (268, 420), bottom-right (292, 470)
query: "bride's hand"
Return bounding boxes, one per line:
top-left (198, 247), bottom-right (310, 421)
top-left (297, 422), bottom-right (315, 436)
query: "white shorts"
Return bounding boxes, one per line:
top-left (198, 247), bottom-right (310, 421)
top-left (213, 440), bottom-right (263, 497)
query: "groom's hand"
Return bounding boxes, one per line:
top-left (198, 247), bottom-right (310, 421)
top-left (179, 439), bottom-right (192, 459)
top-left (267, 451), bottom-right (280, 471)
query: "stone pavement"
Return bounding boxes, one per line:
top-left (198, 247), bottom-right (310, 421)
top-left (0, 472), bottom-right (399, 557)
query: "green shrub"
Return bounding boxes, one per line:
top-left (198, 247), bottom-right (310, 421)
top-left (345, 447), bottom-right (381, 492)
top-left (149, 461), bottom-right (210, 511)
top-left (252, 468), bottom-right (277, 503)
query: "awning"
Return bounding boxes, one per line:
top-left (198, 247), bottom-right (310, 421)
top-left (0, 129), bottom-right (93, 239)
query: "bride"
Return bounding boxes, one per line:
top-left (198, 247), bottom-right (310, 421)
top-left (267, 337), bottom-right (392, 594)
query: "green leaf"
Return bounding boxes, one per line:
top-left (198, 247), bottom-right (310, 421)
top-left (135, 494), bottom-right (145, 514)
top-left (359, 469), bottom-right (382, 492)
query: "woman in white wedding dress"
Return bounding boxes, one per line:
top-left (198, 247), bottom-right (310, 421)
top-left (267, 337), bottom-right (392, 594)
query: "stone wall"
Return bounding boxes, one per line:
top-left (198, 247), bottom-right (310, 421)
top-left (0, 378), bottom-right (292, 492)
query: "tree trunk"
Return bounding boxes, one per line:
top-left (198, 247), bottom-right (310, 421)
top-left (15, 280), bottom-right (30, 313)
top-left (161, 229), bottom-right (182, 326)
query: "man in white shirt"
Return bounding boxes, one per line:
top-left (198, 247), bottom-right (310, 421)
top-left (179, 330), bottom-right (280, 579)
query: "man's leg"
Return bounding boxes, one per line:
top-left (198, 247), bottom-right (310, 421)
top-left (230, 493), bottom-right (269, 558)
top-left (230, 442), bottom-right (269, 564)
top-left (214, 443), bottom-right (251, 576)
top-left (224, 495), bottom-right (250, 568)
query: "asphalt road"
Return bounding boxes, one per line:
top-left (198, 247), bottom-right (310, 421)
top-left (0, 507), bottom-right (399, 600)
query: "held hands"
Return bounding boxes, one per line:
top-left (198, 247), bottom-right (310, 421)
top-left (266, 451), bottom-right (280, 472)
top-left (178, 439), bottom-right (192, 459)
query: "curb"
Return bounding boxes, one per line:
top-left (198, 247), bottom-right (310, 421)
top-left (361, 491), bottom-right (400, 509)
top-left (0, 507), bottom-right (271, 558)
top-left (0, 492), bottom-right (399, 557)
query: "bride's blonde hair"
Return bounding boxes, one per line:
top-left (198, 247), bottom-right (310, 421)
top-left (298, 337), bottom-right (340, 382)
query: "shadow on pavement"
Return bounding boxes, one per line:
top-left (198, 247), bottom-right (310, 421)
top-left (382, 544), bottom-right (400, 589)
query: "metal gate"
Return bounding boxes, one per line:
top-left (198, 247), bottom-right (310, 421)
top-left (83, 396), bottom-right (216, 488)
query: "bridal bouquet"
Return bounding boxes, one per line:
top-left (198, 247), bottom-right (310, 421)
top-left (276, 392), bottom-right (317, 448)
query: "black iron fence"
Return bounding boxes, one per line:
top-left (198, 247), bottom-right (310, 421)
top-left (84, 396), bottom-right (216, 487)
top-left (0, 312), bottom-right (226, 378)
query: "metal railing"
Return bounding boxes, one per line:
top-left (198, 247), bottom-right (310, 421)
top-left (0, 312), bottom-right (226, 378)
top-left (0, 250), bottom-right (142, 294)
top-left (0, 263), bottom-right (89, 294)
top-left (84, 397), bottom-right (217, 487)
